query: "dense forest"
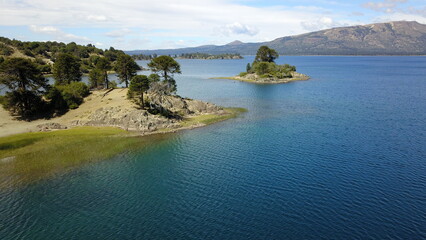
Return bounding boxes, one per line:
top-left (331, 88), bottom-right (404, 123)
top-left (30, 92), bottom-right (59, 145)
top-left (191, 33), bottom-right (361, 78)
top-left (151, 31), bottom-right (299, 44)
top-left (131, 52), bottom-right (242, 60)
top-left (0, 37), bottom-right (180, 120)
top-left (176, 53), bottom-right (242, 59)
top-left (0, 37), bottom-right (126, 74)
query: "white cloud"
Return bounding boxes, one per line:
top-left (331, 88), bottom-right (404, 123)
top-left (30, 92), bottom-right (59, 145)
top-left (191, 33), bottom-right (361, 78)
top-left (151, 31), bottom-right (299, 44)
top-left (221, 22), bottom-right (259, 36)
top-left (87, 15), bottom-right (108, 22)
top-left (373, 12), bottom-right (426, 24)
top-left (105, 28), bottom-right (133, 38)
top-left (301, 17), bottom-right (345, 31)
top-left (0, 0), bottom-right (335, 42)
top-left (29, 25), bottom-right (91, 43)
top-left (362, 0), bottom-right (408, 13)
top-left (1, 0), bottom-right (423, 50)
top-left (29, 25), bottom-right (59, 35)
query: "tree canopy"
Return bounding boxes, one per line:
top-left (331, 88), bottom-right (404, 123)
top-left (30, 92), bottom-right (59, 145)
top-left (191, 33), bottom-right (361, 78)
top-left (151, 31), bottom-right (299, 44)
top-left (114, 54), bottom-right (140, 88)
top-left (129, 75), bottom-right (150, 108)
top-left (0, 58), bottom-right (48, 118)
top-left (0, 58), bottom-right (47, 92)
top-left (95, 57), bottom-right (111, 89)
top-left (254, 46), bottom-right (279, 63)
top-left (147, 55), bottom-right (181, 93)
top-left (52, 53), bottom-right (82, 85)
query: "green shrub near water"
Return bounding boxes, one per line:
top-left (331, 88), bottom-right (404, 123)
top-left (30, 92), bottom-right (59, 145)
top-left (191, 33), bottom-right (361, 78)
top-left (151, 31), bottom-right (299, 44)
top-left (46, 82), bottom-right (90, 110)
top-left (251, 61), bottom-right (296, 78)
top-left (55, 82), bottom-right (89, 109)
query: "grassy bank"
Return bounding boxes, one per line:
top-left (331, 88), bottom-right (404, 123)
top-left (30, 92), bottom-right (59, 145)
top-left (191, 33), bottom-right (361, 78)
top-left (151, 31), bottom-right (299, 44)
top-left (0, 127), bottom-right (144, 188)
top-left (181, 107), bottom-right (247, 127)
top-left (0, 108), bottom-right (246, 188)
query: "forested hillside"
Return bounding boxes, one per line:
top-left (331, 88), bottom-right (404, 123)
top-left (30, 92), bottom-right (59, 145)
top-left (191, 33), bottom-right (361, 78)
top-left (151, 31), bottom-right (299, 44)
top-left (0, 37), bottom-right (124, 74)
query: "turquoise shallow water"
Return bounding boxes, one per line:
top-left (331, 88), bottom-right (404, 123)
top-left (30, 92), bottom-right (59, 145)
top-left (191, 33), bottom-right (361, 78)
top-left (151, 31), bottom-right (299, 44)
top-left (1, 56), bottom-right (426, 239)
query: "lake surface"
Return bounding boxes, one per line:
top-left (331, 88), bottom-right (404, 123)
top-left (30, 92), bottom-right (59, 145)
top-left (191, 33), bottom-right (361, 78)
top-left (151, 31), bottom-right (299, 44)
top-left (1, 56), bottom-right (425, 239)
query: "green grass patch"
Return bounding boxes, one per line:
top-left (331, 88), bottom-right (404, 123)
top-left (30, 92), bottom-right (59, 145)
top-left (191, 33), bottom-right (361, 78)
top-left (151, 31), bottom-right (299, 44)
top-left (181, 107), bottom-right (246, 127)
top-left (0, 127), bottom-right (146, 188)
top-left (210, 76), bottom-right (256, 83)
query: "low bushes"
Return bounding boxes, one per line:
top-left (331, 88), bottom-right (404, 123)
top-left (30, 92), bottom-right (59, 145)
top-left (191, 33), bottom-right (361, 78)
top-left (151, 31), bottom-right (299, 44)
top-left (46, 82), bottom-right (90, 111)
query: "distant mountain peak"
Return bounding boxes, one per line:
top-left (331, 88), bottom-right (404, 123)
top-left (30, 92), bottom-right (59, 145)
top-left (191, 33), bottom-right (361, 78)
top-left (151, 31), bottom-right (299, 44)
top-left (126, 21), bottom-right (426, 56)
top-left (226, 40), bottom-right (244, 46)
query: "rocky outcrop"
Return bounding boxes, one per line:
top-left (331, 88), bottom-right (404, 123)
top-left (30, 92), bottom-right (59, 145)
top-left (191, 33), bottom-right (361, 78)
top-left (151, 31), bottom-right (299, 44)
top-left (71, 94), bottom-right (224, 133)
top-left (72, 106), bottom-right (179, 132)
top-left (232, 72), bottom-right (310, 84)
top-left (147, 94), bottom-right (222, 115)
top-left (37, 123), bottom-right (68, 131)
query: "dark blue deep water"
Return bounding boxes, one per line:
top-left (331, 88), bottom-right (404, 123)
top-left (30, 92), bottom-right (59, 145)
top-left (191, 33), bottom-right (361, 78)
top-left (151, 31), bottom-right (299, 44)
top-left (1, 56), bottom-right (425, 239)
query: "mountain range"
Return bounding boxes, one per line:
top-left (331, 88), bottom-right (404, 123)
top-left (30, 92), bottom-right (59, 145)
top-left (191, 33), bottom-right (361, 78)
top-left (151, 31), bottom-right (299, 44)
top-left (127, 21), bottom-right (426, 56)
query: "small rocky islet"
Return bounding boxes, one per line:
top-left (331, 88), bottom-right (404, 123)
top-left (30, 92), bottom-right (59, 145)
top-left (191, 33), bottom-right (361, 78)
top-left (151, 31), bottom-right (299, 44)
top-left (217, 45), bottom-right (310, 84)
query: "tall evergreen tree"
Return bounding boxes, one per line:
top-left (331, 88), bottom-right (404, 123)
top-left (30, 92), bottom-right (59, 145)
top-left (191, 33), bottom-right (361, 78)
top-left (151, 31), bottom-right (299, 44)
top-left (88, 68), bottom-right (105, 89)
top-left (254, 46), bottom-right (279, 63)
top-left (147, 55), bottom-right (181, 93)
top-left (52, 53), bottom-right (82, 85)
top-left (0, 58), bottom-right (47, 117)
top-left (129, 75), bottom-right (150, 108)
top-left (114, 54), bottom-right (139, 88)
top-left (95, 57), bottom-right (111, 89)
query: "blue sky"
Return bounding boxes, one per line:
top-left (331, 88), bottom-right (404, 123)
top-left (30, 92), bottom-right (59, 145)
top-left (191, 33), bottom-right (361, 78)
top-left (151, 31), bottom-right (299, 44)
top-left (0, 0), bottom-right (425, 50)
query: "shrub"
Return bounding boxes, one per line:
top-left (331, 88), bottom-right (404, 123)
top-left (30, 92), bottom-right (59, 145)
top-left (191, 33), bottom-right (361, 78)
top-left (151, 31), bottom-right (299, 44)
top-left (253, 62), bottom-right (274, 75)
top-left (55, 82), bottom-right (89, 109)
top-left (239, 72), bottom-right (248, 77)
top-left (260, 74), bottom-right (271, 78)
top-left (24, 49), bottom-right (34, 57)
top-left (0, 43), bottom-right (14, 56)
top-left (45, 87), bottom-right (68, 112)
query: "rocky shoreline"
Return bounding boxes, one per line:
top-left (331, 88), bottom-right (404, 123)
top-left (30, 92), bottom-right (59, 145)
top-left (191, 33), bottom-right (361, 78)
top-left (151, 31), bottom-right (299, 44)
top-left (216, 72), bottom-right (310, 84)
top-left (70, 94), bottom-right (228, 134)
top-left (0, 89), bottom-right (243, 137)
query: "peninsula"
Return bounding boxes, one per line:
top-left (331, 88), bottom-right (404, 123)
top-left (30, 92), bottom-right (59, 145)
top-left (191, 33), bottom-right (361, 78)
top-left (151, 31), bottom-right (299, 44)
top-left (0, 39), bottom-right (245, 187)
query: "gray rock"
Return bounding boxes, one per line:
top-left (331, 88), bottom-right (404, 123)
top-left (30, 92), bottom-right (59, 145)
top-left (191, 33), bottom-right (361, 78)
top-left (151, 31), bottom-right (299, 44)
top-left (37, 122), bottom-right (67, 131)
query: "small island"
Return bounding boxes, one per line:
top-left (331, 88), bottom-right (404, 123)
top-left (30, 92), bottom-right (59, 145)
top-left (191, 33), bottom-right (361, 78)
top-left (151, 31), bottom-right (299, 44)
top-left (216, 46), bottom-right (310, 84)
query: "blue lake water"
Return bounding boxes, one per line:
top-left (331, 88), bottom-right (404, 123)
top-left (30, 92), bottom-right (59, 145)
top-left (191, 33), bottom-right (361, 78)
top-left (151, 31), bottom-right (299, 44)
top-left (1, 56), bottom-right (426, 239)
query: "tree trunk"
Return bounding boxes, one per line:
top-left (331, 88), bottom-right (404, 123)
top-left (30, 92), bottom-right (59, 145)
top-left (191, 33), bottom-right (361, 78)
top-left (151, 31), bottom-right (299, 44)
top-left (105, 71), bottom-right (109, 89)
top-left (140, 92), bottom-right (144, 108)
top-left (164, 70), bottom-right (168, 81)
